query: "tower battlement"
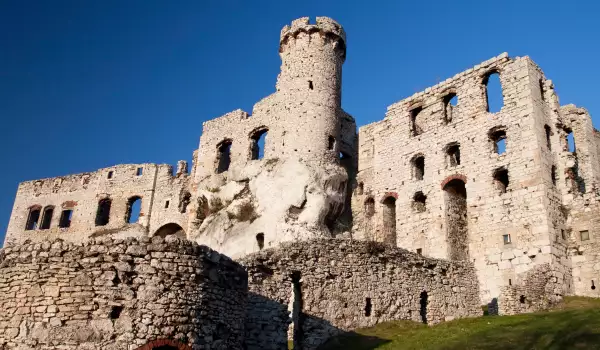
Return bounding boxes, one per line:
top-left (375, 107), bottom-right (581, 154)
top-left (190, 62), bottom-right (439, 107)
top-left (279, 16), bottom-right (346, 60)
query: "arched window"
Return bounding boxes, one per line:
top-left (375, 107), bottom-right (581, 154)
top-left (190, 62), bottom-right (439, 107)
top-left (382, 196), bottom-right (396, 245)
top-left (125, 196), bottom-right (142, 223)
top-left (483, 71), bottom-right (503, 113)
top-left (443, 91), bottom-right (458, 124)
top-left (412, 155), bottom-right (425, 180)
top-left (410, 106), bottom-right (424, 136)
top-left (216, 140), bottom-right (232, 173)
top-left (250, 128), bottom-right (268, 160)
top-left (40, 206), bottom-right (54, 230)
top-left (25, 206), bottom-right (41, 230)
top-left (95, 198), bottom-right (112, 226)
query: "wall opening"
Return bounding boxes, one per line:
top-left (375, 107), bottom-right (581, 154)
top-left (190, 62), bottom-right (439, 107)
top-left (551, 165), bottom-right (557, 186)
top-left (154, 223), bottom-right (186, 238)
top-left (339, 152), bottom-right (355, 231)
top-left (136, 167), bottom-right (143, 176)
top-left (545, 125), bottom-right (552, 150)
top-left (489, 129), bottom-right (507, 155)
top-left (503, 234), bottom-right (512, 245)
top-left (443, 92), bottom-right (457, 124)
top-left (412, 191), bottom-right (427, 213)
top-left (109, 305), bottom-right (123, 319)
top-left (382, 196), bottom-right (397, 246)
top-left (446, 143), bottom-right (461, 167)
top-left (290, 271), bottom-right (304, 350)
top-left (58, 209), bottom-right (73, 228)
top-left (179, 192), bottom-right (191, 213)
top-left (420, 291), bottom-right (428, 324)
top-left (483, 71), bottom-right (503, 113)
top-left (493, 168), bottom-right (510, 194)
top-left (39, 206), bottom-right (54, 230)
top-left (25, 207), bottom-right (41, 230)
top-left (412, 155), bottom-right (425, 180)
top-left (519, 295), bottom-right (526, 304)
top-left (563, 127), bottom-right (575, 153)
top-left (357, 182), bottom-right (364, 195)
top-left (95, 198), bottom-right (112, 226)
top-left (328, 136), bottom-right (335, 150)
top-left (125, 196), bottom-right (142, 224)
top-left (364, 197), bottom-right (375, 218)
top-left (256, 233), bottom-right (265, 250)
top-left (443, 179), bottom-right (468, 260)
top-left (580, 230), bottom-right (590, 241)
top-left (416, 248), bottom-right (423, 255)
top-left (364, 297), bottom-right (372, 317)
top-left (539, 78), bottom-right (545, 100)
top-left (165, 200), bottom-right (170, 209)
top-left (107, 171), bottom-right (114, 179)
top-left (250, 128), bottom-right (268, 160)
top-left (592, 281), bottom-right (596, 290)
top-left (308, 80), bottom-right (314, 90)
top-left (216, 140), bottom-right (232, 173)
top-left (410, 106), bottom-right (423, 136)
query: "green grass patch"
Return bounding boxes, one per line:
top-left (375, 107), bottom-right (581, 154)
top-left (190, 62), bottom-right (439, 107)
top-left (318, 297), bottom-right (600, 350)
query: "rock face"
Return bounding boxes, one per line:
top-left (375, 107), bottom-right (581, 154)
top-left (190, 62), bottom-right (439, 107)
top-left (190, 158), bottom-right (349, 258)
top-left (241, 239), bottom-right (482, 350)
top-left (0, 237), bottom-right (247, 350)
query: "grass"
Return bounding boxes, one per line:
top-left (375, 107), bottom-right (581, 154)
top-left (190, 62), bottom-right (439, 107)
top-left (317, 297), bottom-right (600, 350)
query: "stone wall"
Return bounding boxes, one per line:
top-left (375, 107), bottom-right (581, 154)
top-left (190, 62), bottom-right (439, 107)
top-left (0, 236), bottom-right (247, 350)
top-left (241, 239), bottom-right (481, 350)
top-left (4, 162), bottom-right (191, 246)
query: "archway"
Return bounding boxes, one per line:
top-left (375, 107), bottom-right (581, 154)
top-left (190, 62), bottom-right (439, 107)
top-left (154, 223), bottom-right (186, 239)
top-left (443, 178), bottom-right (469, 260)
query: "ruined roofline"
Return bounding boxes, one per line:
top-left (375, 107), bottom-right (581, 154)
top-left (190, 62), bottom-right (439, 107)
top-left (16, 162), bottom-right (186, 186)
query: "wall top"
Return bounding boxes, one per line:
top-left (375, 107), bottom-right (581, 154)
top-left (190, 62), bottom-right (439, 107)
top-left (280, 16), bottom-right (346, 49)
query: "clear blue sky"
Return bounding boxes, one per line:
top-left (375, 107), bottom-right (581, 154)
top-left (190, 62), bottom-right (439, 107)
top-left (1, 0), bottom-right (599, 243)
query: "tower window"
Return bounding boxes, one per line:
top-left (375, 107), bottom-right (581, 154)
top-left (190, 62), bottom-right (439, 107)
top-left (443, 92), bottom-right (457, 124)
top-left (503, 234), bottom-right (512, 245)
top-left (107, 171), bottom-right (114, 179)
top-left (580, 230), bottom-right (590, 241)
top-left (410, 106), bottom-right (423, 136)
top-left (544, 125), bottom-right (552, 150)
top-left (40, 206), bottom-right (54, 230)
top-left (250, 128), bottom-right (269, 160)
top-left (256, 233), bottom-right (265, 250)
top-left (483, 71), bottom-right (503, 113)
top-left (364, 197), bottom-right (375, 218)
top-left (412, 191), bottom-right (427, 213)
top-left (412, 155), bottom-right (425, 180)
top-left (493, 168), bottom-right (510, 194)
top-left (445, 143), bottom-right (461, 167)
top-left (489, 128), bottom-right (507, 155)
top-left (136, 167), bottom-right (143, 176)
top-left (95, 198), bottom-right (112, 226)
top-left (216, 140), bottom-right (232, 173)
top-left (308, 80), bottom-right (314, 90)
top-left (125, 196), bottom-right (142, 224)
top-left (25, 206), bottom-right (41, 230)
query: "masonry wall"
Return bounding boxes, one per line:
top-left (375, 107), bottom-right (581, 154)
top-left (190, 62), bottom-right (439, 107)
top-left (241, 239), bottom-right (481, 350)
top-left (0, 236), bottom-right (247, 350)
top-left (4, 163), bottom-right (190, 246)
top-left (353, 53), bottom-right (579, 304)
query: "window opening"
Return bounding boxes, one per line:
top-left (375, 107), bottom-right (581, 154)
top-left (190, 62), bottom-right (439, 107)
top-left (410, 106), bottom-right (423, 136)
top-left (256, 233), bottom-right (265, 250)
top-left (25, 207), bottom-right (41, 230)
top-left (580, 230), bottom-right (590, 241)
top-left (551, 165), bottom-right (557, 186)
top-left (413, 155), bottom-right (425, 180)
top-left (364, 197), bottom-right (375, 218)
top-left (490, 129), bottom-right (507, 155)
top-left (216, 140), bottom-right (232, 173)
top-left (250, 128), bottom-right (268, 160)
top-left (95, 198), bottom-right (112, 226)
top-left (357, 182), bottom-right (364, 195)
top-left (503, 234), bottom-right (512, 245)
top-left (125, 196), bottom-right (142, 224)
top-left (364, 298), bottom-right (372, 317)
top-left (444, 179), bottom-right (468, 261)
top-left (483, 71), bottom-right (503, 113)
top-left (328, 136), bottom-right (335, 150)
top-left (565, 128), bottom-right (576, 153)
top-left (40, 206), bottom-right (54, 230)
top-left (412, 191), bottom-right (427, 213)
top-left (494, 168), bottom-right (509, 193)
top-left (420, 291), bottom-right (428, 324)
top-left (136, 167), bottom-right (143, 176)
top-left (308, 80), bottom-right (313, 90)
top-left (165, 200), bottom-right (170, 209)
top-left (179, 192), bottom-right (191, 213)
top-left (446, 143), bottom-right (461, 167)
top-left (59, 209), bottom-right (73, 228)
top-left (416, 248), bottom-right (423, 255)
top-left (107, 171), bottom-right (114, 179)
top-left (443, 92), bottom-right (457, 124)
top-left (544, 125), bottom-right (552, 150)
top-left (382, 196), bottom-right (397, 246)
top-left (519, 295), bottom-right (526, 304)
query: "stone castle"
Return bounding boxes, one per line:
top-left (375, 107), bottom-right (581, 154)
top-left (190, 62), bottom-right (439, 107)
top-left (1, 16), bottom-right (599, 349)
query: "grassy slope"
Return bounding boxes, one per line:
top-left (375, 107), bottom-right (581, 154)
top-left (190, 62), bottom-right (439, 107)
top-left (318, 297), bottom-right (600, 350)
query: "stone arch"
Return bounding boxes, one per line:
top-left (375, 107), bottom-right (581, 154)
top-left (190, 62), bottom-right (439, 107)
top-left (154, 223), bottom-right (186, 239)
top-left (249, 126), bottom-right (269, 160)
top-left (135, 339), bottom-right (192, 350)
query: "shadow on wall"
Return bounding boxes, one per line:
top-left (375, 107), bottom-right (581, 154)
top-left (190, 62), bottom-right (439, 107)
top-left (244, 293), bottom-right (389, 350)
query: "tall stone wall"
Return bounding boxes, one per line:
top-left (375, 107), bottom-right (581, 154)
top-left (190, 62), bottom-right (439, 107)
top-left (4, 163), bottom-right (191, 247)
top-left (241, 239), bottom-right (481, 350)
top-left (0, 236), bottom-right (247, 350)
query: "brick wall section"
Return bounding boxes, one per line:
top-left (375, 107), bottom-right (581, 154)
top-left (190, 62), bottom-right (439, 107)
top-left (0, 236), bottom-right (247, 350)
top-left (240, 239), bottom-right (481, 350)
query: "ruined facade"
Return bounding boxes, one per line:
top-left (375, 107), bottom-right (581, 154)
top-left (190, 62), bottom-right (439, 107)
top-left (4, 15), bottom-right (600, 319)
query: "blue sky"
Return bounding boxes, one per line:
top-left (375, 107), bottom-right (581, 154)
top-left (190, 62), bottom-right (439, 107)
top-left (1, 0), bottom-right (599, 243)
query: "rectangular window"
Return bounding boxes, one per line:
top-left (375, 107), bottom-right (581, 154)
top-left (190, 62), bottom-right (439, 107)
top-left (561, 229), bottom-right (566, 240)
top-left (59, 210), bottom-right (73, 228)
top-left (136, 167), bottom-right (143, 176)
top-left (580, 230), bottom-right (590, 241)
top-left (503, 234), bottom-right (512, 245)
top-left (165, 200), bottom-right (170, 209)
top-left (416, 248), bottom-right (422, 255)
top-left (107, 171), bottom-right (114, 179)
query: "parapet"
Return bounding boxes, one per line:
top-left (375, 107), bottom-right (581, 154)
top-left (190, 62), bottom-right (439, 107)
top-left (0, 236), bottom-right (248, 349)
top-left (279, 16), bottom-right (346, 59)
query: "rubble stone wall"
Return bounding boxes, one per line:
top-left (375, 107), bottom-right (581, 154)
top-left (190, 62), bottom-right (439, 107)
top-left (241, 239), bottom-right (481, 350)
top-left (0, 236), bottom-right (247, 350)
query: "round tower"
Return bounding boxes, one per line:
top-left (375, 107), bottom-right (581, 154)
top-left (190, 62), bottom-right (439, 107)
top-left (275, 17), bottom-right (346, 163)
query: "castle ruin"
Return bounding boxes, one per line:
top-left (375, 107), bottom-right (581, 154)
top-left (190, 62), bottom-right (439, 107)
top-left (2, 16), bottom-right (600, 349)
